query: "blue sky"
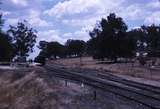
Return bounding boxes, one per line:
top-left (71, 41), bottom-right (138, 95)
top-left (1, 0), bottom-right (160, 58)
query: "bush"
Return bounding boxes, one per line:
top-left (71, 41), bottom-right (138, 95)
top-left (34, 56), bottom-right (46, 66)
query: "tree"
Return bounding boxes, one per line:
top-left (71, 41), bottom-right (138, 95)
top-left (0, 14), bottom-right (4, 31)
top-left (86, 38), bottom-right (97, 56)
top-left (89, 13), bottom-right (135, 62)
top-left (147, 25), bottom-right (160, 50)
top-left (34, 41), bottom-right (48, 65)
top-left (65, 39), bottom-right (86, 57)
top-left (38, 41), bottom-right (48, 50)
top-left (8, 21), bottom-right (37, 58)
top-left (46, 41), bottom-right (65, 59)
top-left (0, 32), bottom-right (14, 61)
top-left (0, 13), bottom-right (14, 61)
top-left (35, 41), bottom-right (66, 64)
top-left (140, 25), bottom-right (160, 57)
top-left (34, 51), bottom-right (46, 65)
top-left (88, 27), bottom-right (101, 59)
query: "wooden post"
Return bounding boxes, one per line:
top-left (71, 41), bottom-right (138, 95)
top-left (65, 80), bottom-right (68, 86)
top-left (150, 67), bottom-right (152, 80)
top-left (80, 55), bottom-right (83, 67)
top-left (93, 90), bottom-right (97, 100)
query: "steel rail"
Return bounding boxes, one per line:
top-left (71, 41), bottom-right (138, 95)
top-left (45, 65), bottom-right (160, 109)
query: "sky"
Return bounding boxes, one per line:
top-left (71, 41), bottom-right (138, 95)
top-left (1, 0), bottom-right (160, 58)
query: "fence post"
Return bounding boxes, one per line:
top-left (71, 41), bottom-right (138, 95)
top-left (93, 90), bottom-right (97, 100)
top-left (65, 80), bottom-right (68, 86)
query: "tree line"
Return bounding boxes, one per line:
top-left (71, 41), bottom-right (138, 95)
top-left (35, 13), bottom-right (160, 65)
top-left (35, 39), bottom-right (86, 65)
top-left (1, 12), bottom-right (160, 65)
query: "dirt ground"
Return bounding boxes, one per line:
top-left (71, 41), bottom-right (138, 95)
top-left (0, 66), bottom-right (149, 109)
top-left (49, 57), bottom-right (160, 82)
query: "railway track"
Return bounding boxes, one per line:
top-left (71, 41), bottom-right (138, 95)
top-left (69, 68), bottom-right (160, 96)
top-left (45, 65), bottom-right (160, 109)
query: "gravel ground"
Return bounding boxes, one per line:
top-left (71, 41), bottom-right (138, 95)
top-left (43, 75), bottom-right (151, 109)
top-left (0, 67), bottom-right (151, 109)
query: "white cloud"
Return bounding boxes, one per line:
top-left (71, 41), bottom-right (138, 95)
top-left (44, 0), bottom-right (124, 18)
top-left (45, 0), bottom-right (160, 27)
top-left (74, 30), bottom-right (90, 41)
top-left (4, 0), bottom-right (160, 59)
top-left (132, 26), bottom-right (141, 29)
top-left (11, 0), bottom-right (28, 6)
top-left (63, 27), bottom-right (90, 41)
top-left (27, 10), bottom-right (52, 27)
top-left (118, 1), bottom-right (160, 24)
top-left (6, 10), bottom-right (52, 28)
top-left (118, 4), bottom-right (151, 21)
top-left (144, 11), bottom-right (160, 24)
top-left (38, 30), bottom-right (66, 44)
top-left (1, 10), bottom-right (11, 16)
top-left (62, 18), bottom-right (95, 27)
top-left (6, 18), bottom-right (18, 25)
top-left (147, 0), bottom-right (160, 9)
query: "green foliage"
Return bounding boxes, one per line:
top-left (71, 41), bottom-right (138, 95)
top-left (36, 39), bottom-right (86, 61)
top-left (144, 25), bottom-right (160, 50)
top-left (0, 14), bottom-right (4, 31)
top-left (46, 41), bottom-right (65, 59)
top-left (89, 13), bottom-right (135, 61)
top-left (0, 32), bottom-right (14, 61)
top-left (38, 41), bottom-right (48, 50)
top-left (140, 25), bottom-right (160, 57)
top-left (35, 13), bottom-right (160, 63)
top-left (0, 13), bottom-right (14, 62)
top-left (34, 51), bottom-right (46, 65)
top-left (8, 21), bottom-right (37, 58)
top-left (36, 41), bottom-right (65, 61)
top-left (65, 39), bottom-right (86, 57)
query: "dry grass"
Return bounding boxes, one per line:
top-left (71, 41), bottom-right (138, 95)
top-left (0, 66), bottom-right (150, 109)
top-left (0, 68), bottom-right (58, 109)
top-left (50, 57), bottom-right (160, 81)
